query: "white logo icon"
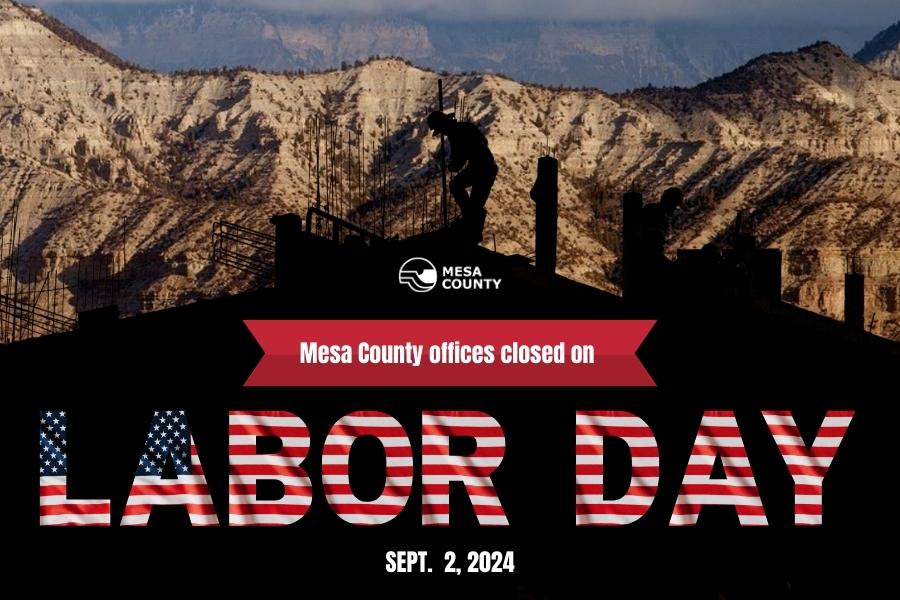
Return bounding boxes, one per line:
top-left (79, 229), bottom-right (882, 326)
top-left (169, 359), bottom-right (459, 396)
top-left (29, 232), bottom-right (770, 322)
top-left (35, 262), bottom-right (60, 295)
top-left (399, 258), bottom-right (438, 293)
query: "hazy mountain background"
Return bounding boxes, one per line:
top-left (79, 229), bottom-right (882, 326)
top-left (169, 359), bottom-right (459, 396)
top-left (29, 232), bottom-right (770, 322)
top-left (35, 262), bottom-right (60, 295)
top-left (1, 1), bottom-right (898, 339)
top-left (29, 1), bottom-right (889, 91)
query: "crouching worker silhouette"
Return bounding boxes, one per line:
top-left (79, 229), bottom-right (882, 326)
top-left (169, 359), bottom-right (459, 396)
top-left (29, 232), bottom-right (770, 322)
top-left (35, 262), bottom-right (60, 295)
top-left (427, 111), bottom-right (498, 243)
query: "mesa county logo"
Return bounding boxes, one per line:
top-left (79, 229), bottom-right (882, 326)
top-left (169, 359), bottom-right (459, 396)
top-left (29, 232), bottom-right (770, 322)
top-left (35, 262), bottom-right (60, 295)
top-left (398, 258), bottom-right (439, 292)
top-left (398, 258), bottom-right (502, 292)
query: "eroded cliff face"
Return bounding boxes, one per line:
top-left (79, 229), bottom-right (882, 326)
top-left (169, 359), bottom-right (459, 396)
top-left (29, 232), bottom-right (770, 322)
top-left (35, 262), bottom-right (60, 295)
top-left (1, 1), bottom-right (899, 337)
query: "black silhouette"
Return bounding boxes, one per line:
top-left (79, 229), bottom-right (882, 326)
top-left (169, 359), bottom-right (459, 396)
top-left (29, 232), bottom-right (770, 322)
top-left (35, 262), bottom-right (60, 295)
top-left (427, 111), bottom-right (498, 243)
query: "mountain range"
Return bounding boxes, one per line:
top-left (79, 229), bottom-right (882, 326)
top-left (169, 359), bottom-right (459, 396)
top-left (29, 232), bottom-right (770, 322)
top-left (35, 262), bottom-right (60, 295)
top-left (32, 1), bottom-right (889, 92)
top-left (0, 0), bottom-right (898, 338)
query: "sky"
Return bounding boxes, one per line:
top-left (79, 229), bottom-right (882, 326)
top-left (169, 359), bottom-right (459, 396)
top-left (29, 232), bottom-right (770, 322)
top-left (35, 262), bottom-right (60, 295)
top-left (31, 0), bottom-right (900, 28)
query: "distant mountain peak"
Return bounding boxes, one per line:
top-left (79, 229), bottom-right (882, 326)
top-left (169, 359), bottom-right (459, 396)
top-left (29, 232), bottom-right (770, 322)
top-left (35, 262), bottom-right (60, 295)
top-left (8, 0), bottom-right (147, 72)
top-left (855, 21), bottom-right (900, 62)
top-left (856, 22), bottom-right (900, 78)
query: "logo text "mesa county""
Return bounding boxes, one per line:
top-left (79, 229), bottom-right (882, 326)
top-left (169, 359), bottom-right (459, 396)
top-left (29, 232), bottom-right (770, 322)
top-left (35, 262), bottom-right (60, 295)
top-left (399, 258), bottom-right (502, 292)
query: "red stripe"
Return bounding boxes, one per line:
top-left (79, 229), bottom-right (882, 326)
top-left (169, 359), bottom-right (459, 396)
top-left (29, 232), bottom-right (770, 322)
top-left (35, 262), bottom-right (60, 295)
top-left (421, 425), bottom-right (505, 437)
top-left (575, 425), bottom-right (656, 437)
top-left (123, 503), bottom-right (217, 515)
top-left (231, 465), bottom-right (308, 477)
top-left (327, 504), bottom-right (407, 515)
top-left (575, 504), bottom-right (650, 516)
top-left (321, 444), bottom-right (413, 457)
top-left (229, 445), bottom-right (308, 457)
top-left (228, 503), bottom-right (309, 515)
top-left (228, 483), bottom-right (312, 497)
top-left (229, 424), bottom-right (309, 437)
top-left (40, 504), bottom-right (110, 516)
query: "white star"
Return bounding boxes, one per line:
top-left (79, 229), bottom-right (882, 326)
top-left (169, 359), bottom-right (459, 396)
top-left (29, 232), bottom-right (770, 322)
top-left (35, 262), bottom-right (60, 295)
top-left (153, 425), bottom-right (160, 432)
top-left (51, 466), bottom-right (57, 473)
top-left (40, 418), bottom-right (46, 425)
top-left (61, 426), bottom-right (66, 431)
top-left (45, 412), bottom-right (53, 417)
top-left (179, 424), bottom-right (186, 430)
top-left (166, 411), bottom-right (173, 416)
top-left (60, 412), bottom-right (66, 417)
top-left (52, 418), bottom-right (59, 425)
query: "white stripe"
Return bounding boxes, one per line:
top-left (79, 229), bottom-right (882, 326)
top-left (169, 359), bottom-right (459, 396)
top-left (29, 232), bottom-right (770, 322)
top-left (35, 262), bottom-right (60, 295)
top-left (421, 435), bottom-right (506, 446)
top-left (693, 436), bottom-right (746, 447)
top-left (40, 496), bottom-right (110, 507)
top-left (229, 415), bottom-right (305, 427)
top-left (229, 435), bottom-right (310, 447)
top-left (334, 513), bottom-right (397, 525)
top-left (576, 476), bottom-right (659, 487)
top-left (475, 515), bottom-right (509, 526)
top-left (676, 494), bottom-right (764, 506)
top-left (680, 476), bottom-right (758, 486)
top-left (421, 456), bottom-right (503, 467)
top-left (40, 514), bottom-right (111, 526)
top-left (229, 495), bottom-right (312, 506)
top-left (39, 476), bottom-right (68, 486)
top-left (229, 475), bottom-right (311, 487)
top-left (125, 495), bottom-right (214, 505)
top-left (422, 416), bottom-right (499, 427)
top-left (323, 435), bottom-right (411, 447)
top-left (229, 455), bottom-right (305, 467)
top-left (576, 495), bottom-right (654, 506)
top-left (229, 513), bottom-right (304, 525)
top-left (795, 514), bottom-right (824, 525)
top-left (576, 514), bottom-right (644, 526)
top-left (321, 455), bottom-right (413, 466)
top-left (697, 417), bottom-right (740, 427)
top-left (795, 495), bottom-right (823, 505)
top-left (774, 435), bottom-right (844, 447)
top-left (131, 475), bottom-right (210, 485)
top-left (575, 416), bottom-right (650, 427)
top-left (422, 494), bottom-right (503, 506)
top-left (669, 514), bottom-right (698, 526)
top-left (781, 455), bottom-right (833, 467)
top-left (575, 475), bottom-right (604, 484)
top-left (334, 416), bottom-right (405, 428)
top-left (422, 514), bottom-right (450, 525)
top-left (421, 475), bottom-right (496, 486)
top-left (789, 474), bottom-right (825, 485)
top-left (763, 415), bottom-right (853, 428)
top-left (669, 513), bottom-right (768, 526)
top-left (688, 455), bottom-right (751, 467)
top-left (326, 494), bottom-right (409, 506)
top-left (762, 414), bottom-right (796, 426)
top-left (120, 513), bottom-right (219, 526)
top-left (322, 475), bottom-right (413, 487)
top-left (576, 435), bottom-right (658, 448)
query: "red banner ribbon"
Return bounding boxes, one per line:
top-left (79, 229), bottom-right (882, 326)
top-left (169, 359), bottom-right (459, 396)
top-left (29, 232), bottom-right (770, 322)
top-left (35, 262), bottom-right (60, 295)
top-left (244, 320), bottom-right (655, 388)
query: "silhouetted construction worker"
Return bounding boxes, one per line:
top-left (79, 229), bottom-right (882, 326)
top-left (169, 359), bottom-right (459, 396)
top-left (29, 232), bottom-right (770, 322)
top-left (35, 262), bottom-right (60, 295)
top-left (427, 111), bottom-right (498, 243)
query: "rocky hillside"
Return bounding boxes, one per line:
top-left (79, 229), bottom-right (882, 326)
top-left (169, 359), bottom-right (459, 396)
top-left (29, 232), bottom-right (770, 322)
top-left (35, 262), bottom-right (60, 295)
top-left (857, 21), bottom-right (900, 78)
top-left (1, 0), bottom-right (899, 338)
top-left (33, 0), bottom-right (880, 92)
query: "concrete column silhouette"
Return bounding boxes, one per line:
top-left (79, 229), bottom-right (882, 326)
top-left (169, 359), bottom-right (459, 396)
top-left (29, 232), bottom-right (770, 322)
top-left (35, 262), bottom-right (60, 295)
top-left (270, 213), bottom-right (303, 292)
top-left (530, 156), bottom-right (559, 276)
